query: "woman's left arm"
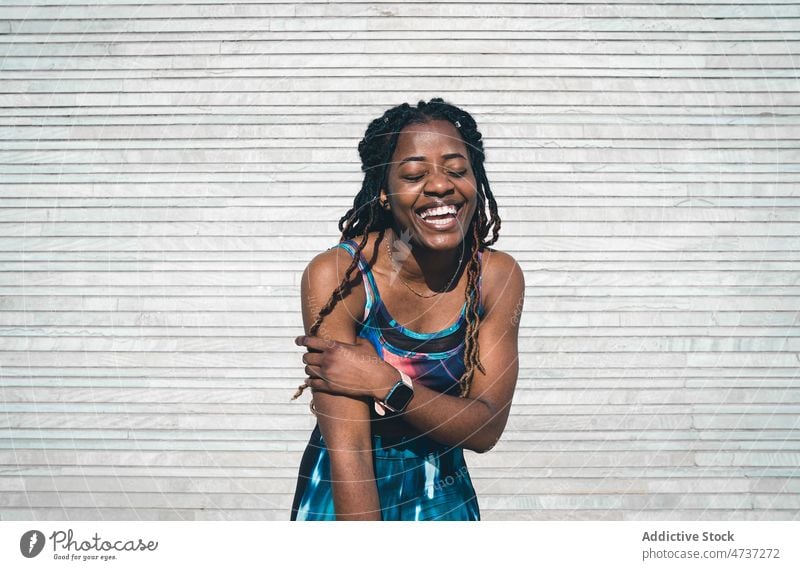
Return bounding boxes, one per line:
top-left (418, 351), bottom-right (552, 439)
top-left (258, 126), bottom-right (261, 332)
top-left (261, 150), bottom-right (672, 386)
top-left (398, 251), bottom-right (524, 453)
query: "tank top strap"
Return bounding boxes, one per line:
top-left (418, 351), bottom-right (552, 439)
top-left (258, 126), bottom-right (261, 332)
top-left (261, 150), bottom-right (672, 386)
top-left (477, 249), bottom-right (485, 317)
top-left (330, 239), bottom-right (378, 323)
top-left (333, 239), bottom-right (486, 321)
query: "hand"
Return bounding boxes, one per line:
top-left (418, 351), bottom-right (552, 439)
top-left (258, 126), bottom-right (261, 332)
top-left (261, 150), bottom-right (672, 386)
top-left (295, 335), bottom-right (399, 400)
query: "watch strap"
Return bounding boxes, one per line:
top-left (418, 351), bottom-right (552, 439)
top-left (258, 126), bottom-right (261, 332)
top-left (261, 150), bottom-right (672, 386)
top-left (374, 370), bottom-right (413, 416)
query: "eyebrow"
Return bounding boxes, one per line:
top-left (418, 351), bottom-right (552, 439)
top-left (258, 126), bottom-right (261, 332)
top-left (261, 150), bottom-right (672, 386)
top-left (398, 152), bottom-right (467, 165)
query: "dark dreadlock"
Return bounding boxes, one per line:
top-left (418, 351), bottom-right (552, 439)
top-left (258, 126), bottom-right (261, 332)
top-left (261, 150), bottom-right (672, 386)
top-left (292, 98), bottom-right (501, 401)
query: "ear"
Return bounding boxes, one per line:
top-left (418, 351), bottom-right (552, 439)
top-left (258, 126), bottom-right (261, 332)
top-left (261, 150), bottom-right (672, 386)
top-left (379, 189), bottom-right (391, 210)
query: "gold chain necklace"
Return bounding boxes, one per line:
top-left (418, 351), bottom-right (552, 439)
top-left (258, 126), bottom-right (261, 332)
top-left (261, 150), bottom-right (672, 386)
top-left (385, 232), bottom-right (462, 298)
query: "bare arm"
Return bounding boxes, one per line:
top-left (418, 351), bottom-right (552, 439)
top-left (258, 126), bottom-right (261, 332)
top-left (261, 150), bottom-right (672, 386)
top-left (389, 251), bottom-right (525, 453)
top-left (299, 249), bottom-right (381, 520)
top-left (298, 250), bottom-right (525, 455)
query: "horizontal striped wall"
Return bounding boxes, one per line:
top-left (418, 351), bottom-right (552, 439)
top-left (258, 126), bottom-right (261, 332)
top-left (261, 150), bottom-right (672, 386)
top-left (1, 0), bottom-right (799, 521)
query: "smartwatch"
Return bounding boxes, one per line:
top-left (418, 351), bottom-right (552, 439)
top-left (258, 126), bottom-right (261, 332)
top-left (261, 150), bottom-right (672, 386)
top-left (374, 370), bottom-right (414, 416)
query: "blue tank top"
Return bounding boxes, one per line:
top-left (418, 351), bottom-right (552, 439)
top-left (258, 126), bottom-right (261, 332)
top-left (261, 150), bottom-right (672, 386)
top-left (333, 239), bottom-right (485, 397)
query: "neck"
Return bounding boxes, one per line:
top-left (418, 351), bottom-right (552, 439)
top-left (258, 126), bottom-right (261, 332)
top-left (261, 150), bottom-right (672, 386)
top-left (386, 227), bottom-right (471, 292)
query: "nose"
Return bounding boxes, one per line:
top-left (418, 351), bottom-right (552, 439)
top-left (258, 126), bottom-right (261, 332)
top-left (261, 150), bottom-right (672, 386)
top-left (423, 167), bottom-right (454, 193)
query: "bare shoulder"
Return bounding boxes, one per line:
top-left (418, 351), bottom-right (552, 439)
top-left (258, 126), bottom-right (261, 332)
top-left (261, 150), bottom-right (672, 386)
top-left (481, 247), bottom-right (524, 285)
top-left (306, 243), bottom-right (362, 279)
top-left (480, 247), bottom-right (525, 317)
top-left (301, 243), bottom-right (366, 329)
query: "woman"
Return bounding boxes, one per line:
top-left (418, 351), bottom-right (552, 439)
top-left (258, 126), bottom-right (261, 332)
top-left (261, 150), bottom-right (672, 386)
top-left (290, 98), bottom-right (524, 521)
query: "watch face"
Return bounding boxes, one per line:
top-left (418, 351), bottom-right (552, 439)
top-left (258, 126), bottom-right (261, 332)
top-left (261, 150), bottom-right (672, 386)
top-left (385, 382), bottom-right (414, 412)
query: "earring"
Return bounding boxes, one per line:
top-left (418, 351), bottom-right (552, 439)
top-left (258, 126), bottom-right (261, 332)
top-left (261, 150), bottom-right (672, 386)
top-left (381, 200), bottom-right (390, 210)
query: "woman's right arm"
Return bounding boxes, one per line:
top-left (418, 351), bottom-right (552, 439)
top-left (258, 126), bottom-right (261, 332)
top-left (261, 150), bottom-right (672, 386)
top-left (299, 248), bottom-right (381, 520)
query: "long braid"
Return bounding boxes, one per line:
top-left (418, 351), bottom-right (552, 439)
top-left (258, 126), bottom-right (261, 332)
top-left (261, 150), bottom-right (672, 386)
top-left (457, 207), bottom-right (486, 397)
top-left (291, 198), bottom-right (378, 400)
top-left (292, 98), bottom-right (503, 402)
top-left (318, 205), bottom-right (375, 336)
top-left (477, 169), bottom-right (501, 247)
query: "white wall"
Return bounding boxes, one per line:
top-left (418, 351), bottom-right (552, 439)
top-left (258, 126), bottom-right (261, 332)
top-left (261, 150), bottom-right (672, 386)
top-left (1, 0), bottom-right (798, 520)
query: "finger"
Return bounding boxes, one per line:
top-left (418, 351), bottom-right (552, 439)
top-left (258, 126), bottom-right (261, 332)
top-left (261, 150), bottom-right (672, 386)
top-left (305, 377), bottom-right (346, 397)
top-left (304, 376), bottom-right (327, 392)
top-left (308, 382), bottom-right (337, 395)
top-left (301, 351), bottom-right (323, 366)
top-left (304, 364), bottom-right (325, 380)
top-left (298, 335), bottom-right (336, 352)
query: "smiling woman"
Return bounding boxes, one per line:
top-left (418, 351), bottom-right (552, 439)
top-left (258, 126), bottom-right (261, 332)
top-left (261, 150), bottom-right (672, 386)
top-left (289, 98), bottom-right (525, 521)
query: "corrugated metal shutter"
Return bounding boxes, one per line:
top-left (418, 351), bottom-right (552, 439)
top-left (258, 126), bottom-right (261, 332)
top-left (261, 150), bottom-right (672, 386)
top-left (1, 0), bottom-right (798, 520)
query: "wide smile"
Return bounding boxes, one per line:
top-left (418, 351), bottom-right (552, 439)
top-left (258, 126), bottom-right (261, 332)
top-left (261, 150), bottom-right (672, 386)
top-left (413, 202), bottom-right (464, 232)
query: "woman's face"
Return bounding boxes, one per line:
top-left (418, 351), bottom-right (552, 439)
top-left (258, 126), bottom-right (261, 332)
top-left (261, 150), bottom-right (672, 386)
top-left (380, 119), bottom-right (479, 252)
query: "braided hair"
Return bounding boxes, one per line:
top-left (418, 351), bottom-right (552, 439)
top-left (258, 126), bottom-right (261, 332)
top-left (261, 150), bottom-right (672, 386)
top-left (292, 98), bottom-right (502, 401)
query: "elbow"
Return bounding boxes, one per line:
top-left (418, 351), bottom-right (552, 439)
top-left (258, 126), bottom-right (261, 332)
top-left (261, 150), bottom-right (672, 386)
top-left (465, 433), bottom-right (502, 454)
top-left (467, 442), bottom-right (495, 455)
top-left (464, 402), bottom-right (507, 453)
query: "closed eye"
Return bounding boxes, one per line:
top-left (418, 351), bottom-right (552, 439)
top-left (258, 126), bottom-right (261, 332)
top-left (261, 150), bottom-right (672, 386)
top-left (402, 168), bottom-right (467, 181)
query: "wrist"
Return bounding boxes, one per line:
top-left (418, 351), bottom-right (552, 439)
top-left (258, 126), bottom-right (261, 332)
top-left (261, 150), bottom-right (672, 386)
top-left (374, 364), bottom-right (401, 400)
top-left (373, 368), bottom-right (414, 416)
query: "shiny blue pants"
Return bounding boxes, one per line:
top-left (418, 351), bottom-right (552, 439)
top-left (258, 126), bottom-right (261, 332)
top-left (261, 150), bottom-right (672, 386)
top-left (291, 424), bottom-right (480, 521)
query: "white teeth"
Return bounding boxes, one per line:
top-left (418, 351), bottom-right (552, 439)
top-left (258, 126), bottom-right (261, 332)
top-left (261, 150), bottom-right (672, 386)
top-left (424, 217), bottom-right (454, 226)
top-left (418, 204), bottom-right (457, 219)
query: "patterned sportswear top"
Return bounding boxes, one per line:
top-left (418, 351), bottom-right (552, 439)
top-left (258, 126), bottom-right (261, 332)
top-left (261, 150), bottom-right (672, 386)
top-left (334, 238), bottom-right (485, 404)
top-left (289, 238), bottom-right (486, 521)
